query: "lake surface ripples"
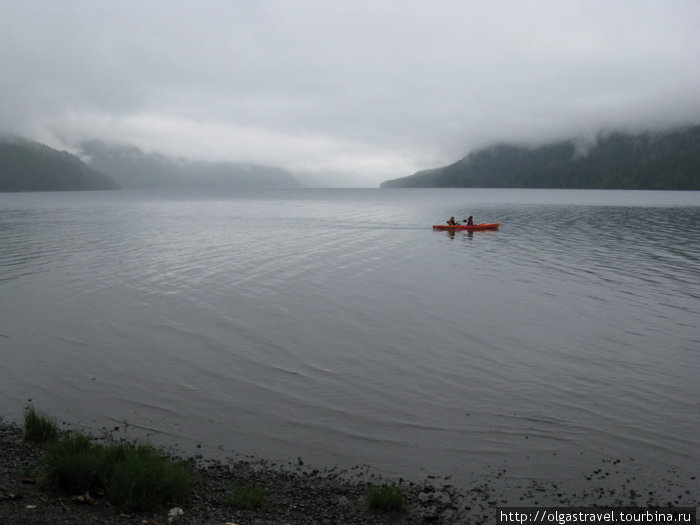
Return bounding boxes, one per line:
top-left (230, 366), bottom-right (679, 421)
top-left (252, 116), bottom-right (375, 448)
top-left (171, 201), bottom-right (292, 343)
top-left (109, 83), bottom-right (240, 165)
top-left (1, 188), bottom-right (698, 491)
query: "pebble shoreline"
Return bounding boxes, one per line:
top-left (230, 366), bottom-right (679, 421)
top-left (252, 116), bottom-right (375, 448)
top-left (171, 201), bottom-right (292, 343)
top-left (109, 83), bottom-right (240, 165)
top-left (1, 417), bottom-right (696, 524)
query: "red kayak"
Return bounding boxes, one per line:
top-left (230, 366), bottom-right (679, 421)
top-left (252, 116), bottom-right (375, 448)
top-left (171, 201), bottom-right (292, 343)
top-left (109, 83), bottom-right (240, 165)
top-left (433, 223), bottom-right (500, 231)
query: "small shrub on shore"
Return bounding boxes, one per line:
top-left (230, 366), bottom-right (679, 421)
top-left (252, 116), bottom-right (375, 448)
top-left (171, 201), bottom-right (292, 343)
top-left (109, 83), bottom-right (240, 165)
top-left (366, 483), bottom-right (406, 512)
top-left (226, 484), bottom-right (265, 510)
top-left (43, 432), bottom-right (192, 510)
top-left (23, 406), bottom-right (59, 443)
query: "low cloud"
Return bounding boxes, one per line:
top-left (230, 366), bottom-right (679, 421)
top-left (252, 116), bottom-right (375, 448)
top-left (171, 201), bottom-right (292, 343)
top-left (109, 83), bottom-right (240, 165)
top-left (2, 0), bottom-right (699, 185)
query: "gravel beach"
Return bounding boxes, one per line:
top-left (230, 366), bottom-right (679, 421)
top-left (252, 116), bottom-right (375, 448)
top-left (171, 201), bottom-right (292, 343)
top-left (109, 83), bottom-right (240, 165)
top-left (1, 416), bottom-right (696, 524)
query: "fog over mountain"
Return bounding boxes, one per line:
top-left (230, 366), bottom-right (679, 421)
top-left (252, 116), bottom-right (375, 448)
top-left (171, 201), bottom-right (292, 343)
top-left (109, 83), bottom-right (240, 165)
top-left (1, 1), bottom-right (699, 186)
top-left (79, 140), bottom-right (302, 190)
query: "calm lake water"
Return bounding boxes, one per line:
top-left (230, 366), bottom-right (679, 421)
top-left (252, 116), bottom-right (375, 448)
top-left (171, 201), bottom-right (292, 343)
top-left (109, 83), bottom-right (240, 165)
top-left (1, 188), bottom-right (698, 493)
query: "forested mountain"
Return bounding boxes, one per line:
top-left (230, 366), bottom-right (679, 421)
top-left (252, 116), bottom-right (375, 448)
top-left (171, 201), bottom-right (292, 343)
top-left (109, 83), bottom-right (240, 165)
top-left (80, 141), bottom-right (303, 190)
top-left (381, 126), bottom-right (700, 190)
top-left (0, 136), bottom-right (119, 192)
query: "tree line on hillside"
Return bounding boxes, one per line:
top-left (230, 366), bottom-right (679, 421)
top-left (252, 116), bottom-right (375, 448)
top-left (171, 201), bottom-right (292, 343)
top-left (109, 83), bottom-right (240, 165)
top-left (0, 139), bottom-right (118, 192)
top-left (381, 126), bottom-right (700, 190)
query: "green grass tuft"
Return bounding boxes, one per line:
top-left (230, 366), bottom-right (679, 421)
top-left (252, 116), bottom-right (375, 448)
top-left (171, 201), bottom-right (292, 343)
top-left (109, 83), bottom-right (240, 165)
top-left (43, 432), bottom-right (192, 511)
top-left (107, 443), bottom-right (192, 510)
top-left (366, 483), bottom-right (406, 512)
top-left (43, 432), bottom-right (104, 493)
top-left (226, 484), bottom-right (265, 510)
top-left (23, 406), bottom-right (59, 443)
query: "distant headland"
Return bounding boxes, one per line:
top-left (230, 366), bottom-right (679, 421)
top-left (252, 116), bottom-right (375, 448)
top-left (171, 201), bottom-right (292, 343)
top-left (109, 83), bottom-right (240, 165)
top-left (0, 135), bottom-right (119, 192)
top-left (381, 125), bottom-right (700, 190)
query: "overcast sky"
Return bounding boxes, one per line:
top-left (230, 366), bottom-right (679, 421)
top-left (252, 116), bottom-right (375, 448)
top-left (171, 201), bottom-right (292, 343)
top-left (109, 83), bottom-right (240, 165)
top-left (2, 1), bottom-right (699, 186)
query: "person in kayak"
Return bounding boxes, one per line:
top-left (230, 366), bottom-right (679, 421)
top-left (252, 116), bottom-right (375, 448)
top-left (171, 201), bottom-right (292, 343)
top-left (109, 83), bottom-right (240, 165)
top-left (447, 216), bottom-right (458, 225)
top-left (466, 216), bottom-right (474, 225)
